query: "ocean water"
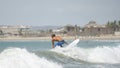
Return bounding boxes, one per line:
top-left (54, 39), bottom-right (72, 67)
top-left (0, 39), bottom-right (120, 68)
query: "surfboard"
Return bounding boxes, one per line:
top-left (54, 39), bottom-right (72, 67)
top-left (66, 39), bottom-right (80, 48)
top-left (53, 39), bottom-right (80, 48)
top-left (51, 39), bottom-right (80, 52)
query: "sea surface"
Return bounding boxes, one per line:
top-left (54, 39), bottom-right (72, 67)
top-left (0, 39), bottom-right (120, 68)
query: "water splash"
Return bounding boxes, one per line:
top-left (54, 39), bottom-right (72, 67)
top-left (0, 48), bottom-right (62, 68)
top-left (51, 41), bottom-right (120, 64)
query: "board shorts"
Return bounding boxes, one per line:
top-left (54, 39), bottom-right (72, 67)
top-left (55, 40), bottom-right (65, 47)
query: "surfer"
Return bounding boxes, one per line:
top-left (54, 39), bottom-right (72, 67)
top-left (51, 34), bottom-right (67, 48)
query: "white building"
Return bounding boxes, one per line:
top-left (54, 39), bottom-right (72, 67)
top-left (0, 25), bottom-right (31, 36)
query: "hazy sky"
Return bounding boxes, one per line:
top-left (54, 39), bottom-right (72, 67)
top-left (0, 0), bottom-right (120, 26)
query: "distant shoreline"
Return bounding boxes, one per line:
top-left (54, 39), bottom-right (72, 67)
top-left (1, 35), bottom-right (120, 41)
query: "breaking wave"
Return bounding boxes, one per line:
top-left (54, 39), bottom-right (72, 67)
top-left (51, 44), bottom-right (120, 64)
top-left (0, 48), bottom-right (62, 68)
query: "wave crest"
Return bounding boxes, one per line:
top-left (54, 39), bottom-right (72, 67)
top-left (0, 48), bottom-right (62, 68)
top-left (51, 45), bottom-right (120, 64)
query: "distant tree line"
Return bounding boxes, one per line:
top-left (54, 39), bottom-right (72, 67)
top-left (106, 20), bottom-right (120, 31)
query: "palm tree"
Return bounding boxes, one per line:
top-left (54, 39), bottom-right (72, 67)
top-left (0, 29), bottom-right (3, 35)
top-left (119, 20), bottom-right (120, 26)
top-left (113, 20), bottom-right (117, 31)
top-left (18, 28), bottom-right (23, 36)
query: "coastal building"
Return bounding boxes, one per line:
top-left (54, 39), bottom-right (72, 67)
top-left (61, 25), bottom-right (81, 36)
top-left (1, 21), bottom-right (120, 38)
top-left (0, 25), bottom-right (31, 37)
top-left (49, 24), bottom-right (81, 36)
top-left (80, 21), bottom-right (114, 36)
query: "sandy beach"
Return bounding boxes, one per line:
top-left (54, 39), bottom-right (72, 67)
top-left (0, 35), bottom-right (120, 41)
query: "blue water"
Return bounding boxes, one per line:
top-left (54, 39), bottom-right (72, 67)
top-left (0, 40), bottom-right (51, 52)
top-left (0, 39), bottom-right (120, 68)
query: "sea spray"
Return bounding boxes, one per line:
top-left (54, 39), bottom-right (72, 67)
top-left (0, 48), bottom-right (62, 68)
top-left (87, 46), bottom-right (120, 63)
top-left (51, 44), bottom-right (120, 64)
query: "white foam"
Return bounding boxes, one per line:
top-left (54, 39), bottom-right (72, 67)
top-left (0, 48), bottom-right (62, 68)
top-left (87, 46), bottom-right (120, 63)
top-left (51, 43), bottom-right (120, 64)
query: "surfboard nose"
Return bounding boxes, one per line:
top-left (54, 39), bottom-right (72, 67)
top-left (67, 39), bottom-right (80, 48)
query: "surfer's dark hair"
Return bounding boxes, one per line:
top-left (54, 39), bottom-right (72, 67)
top-left (51, 34), bottom-right (56, 37)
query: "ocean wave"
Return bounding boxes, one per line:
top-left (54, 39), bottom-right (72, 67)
top-left (0, 48), bottom-right (62, 68)
top-left (51, 44), bottom-right (120, 64)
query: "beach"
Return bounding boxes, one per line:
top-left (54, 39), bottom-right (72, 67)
top-left (1, 35), bottom-right (120, 41)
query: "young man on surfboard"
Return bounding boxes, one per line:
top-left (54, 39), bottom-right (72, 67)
top-left (51, 34), bottom-right (67, 48)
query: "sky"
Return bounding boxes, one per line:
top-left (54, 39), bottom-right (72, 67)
top-left (0, 0), bottom-right (120, 26)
